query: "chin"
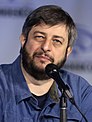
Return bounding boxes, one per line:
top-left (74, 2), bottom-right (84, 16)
top-left (35, 60), bottom-right (51, 68)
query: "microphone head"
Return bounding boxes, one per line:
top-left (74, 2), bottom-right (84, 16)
top-left (45, 63), bottom-right (59, 78)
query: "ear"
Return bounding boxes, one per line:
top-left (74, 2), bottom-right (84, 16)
top-left (19, 34), bottom-right (26, 47)
top-left (66, 46), bottom-right (72, 58)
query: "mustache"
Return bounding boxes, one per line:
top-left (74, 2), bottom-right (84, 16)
top-left (33, 51), bottom-right (54, 63)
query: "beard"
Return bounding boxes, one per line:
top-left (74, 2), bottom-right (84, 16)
top-left (21, 46), bottom-right (67, 80)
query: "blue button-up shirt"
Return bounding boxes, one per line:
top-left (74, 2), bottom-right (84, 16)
top-left (0, 56), bottom-right (92, 122)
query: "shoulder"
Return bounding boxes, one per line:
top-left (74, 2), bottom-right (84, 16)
top-left (59, 68), bottom-right (91, 87)
top-left (0, 63), bottom-right (12, 80)
top-left (0, 63), bottom-right (14, 85)
top-left (0, 56), bottom-right (20, 78)
top-left (0, 63), bottom-right (12, 74)
top-left (0, 56), bottom-right (20, 90)
top-left (0, 64), bottom-right (13, 90)
top-left (59, 69), bottom-right (92, 99)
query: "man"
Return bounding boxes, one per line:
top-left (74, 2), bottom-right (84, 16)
top-left (0, 5), bottom-right (92, 122)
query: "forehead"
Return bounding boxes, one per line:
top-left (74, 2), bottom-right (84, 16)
top-left (30, 23), bottom-right (68, 36)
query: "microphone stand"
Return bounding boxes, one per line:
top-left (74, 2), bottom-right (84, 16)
top-left (60, 89), bottom-right (67, 122)
top-left (45, 63), bottom-right (88, 122)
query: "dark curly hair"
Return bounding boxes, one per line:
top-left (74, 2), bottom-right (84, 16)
top-left (22, 5), bottom-right (77, 47)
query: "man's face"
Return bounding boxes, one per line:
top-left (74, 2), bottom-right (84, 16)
top-left (20, 23), bottom-right (72, 80)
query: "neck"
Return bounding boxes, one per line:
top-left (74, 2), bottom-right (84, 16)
top-left (21, 64), bottom-right (54, 96)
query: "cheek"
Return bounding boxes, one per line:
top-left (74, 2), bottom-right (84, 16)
top-left (53, 49), bottom-right (66, 62)
top-left (25, 41), bottom-right (40, 56)
top-left (55, 53), bottom-right (62, 61)
top-left (25, 41), bottom-right (35, 55)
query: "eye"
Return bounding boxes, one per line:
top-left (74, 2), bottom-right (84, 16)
top-left (53, 39), bottom-right (62, 45)
top-left (35, 35), bottom-right (44, 39)
top-left (34, 35), bottom-right (45, 41)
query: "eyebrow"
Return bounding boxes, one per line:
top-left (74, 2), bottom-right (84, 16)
top-left (33, 31), bottom-right (46, 35)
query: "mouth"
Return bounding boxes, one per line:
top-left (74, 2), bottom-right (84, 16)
top-left (35, 55), bottom-right (52, 62)
top-left (33, 51), bottom-right (54, 64)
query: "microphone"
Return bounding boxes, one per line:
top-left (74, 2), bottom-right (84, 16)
top-left (45, 63), bottom-right (75, 105)
top-left (45, 63), bottom-right (88, 122)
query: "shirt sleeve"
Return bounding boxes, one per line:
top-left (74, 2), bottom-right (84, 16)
top-left (80, 77), bottom-right (92, 121)
top-left (0, 67), bottom-right (7, 121)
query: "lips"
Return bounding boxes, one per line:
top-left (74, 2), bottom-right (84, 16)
top-left (35, 55), bottom-right (51, 62)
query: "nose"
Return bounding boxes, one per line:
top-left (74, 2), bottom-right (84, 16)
top-left (41, 40), bottom-right (52, 52)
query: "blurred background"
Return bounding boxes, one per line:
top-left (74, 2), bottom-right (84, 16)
top-left (0, 0), bottom-right (92, 84)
